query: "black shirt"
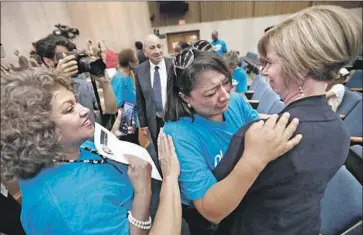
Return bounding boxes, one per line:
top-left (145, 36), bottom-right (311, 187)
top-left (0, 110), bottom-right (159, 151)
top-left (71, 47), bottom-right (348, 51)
top-left (137, 50), bottom-right (148, 64)
top-left (214, 96), bottom-right (350, 235)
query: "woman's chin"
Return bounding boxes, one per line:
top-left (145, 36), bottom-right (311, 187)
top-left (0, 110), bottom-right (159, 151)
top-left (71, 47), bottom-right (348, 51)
top-left (84, 126), bottom-right (95, 139)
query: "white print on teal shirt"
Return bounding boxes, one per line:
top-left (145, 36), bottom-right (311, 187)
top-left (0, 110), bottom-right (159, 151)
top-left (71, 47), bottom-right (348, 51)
top-left (232, 79), bottom-right (239, 87)
top-left (213, 44), bottom-right (222, 52)
top-left (214, 150), bottom-right (224, 167)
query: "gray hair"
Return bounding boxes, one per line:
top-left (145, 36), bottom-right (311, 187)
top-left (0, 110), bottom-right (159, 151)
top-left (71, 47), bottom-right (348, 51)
top-left (224, 51), bottom-right (240, 66)
top-left (1, 69), bottom-right (72, 181)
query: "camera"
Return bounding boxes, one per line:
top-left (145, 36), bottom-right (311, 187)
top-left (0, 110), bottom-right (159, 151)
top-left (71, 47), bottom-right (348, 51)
top-left (55, 51), bottom-right (106, 76)
top-left (53, 24), bottom-right (80, 40)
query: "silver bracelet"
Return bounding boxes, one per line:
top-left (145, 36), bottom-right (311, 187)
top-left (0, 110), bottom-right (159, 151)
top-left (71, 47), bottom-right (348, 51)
top-left (127, 211), bottom-right (152, 230)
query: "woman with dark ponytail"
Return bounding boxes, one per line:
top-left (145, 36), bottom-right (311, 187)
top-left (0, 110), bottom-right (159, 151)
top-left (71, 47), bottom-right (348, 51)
top-left (163, 40), bottom-right (301, 234)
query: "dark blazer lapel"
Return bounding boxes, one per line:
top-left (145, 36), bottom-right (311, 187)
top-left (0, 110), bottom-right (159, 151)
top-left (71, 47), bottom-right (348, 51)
top-left (165, 58), bottom-right (173, 75)
top-left (143, 61), bottom-right (152, 91)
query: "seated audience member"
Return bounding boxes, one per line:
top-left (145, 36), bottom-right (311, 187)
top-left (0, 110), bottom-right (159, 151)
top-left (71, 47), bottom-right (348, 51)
top-left (1, 69), bottom-right (182, 235)
top-left (35, 35), bottom-right (117, 124)
top-left (210, 31), bottom-right (228, 56)
top-left (325, 76), bottom-right (346, 112)
top-left (189, 35), bottom-right (198, 45)
top-left (163, 40), bottom-right (302, 235)
top-left (14, 50), bottom-right (30, 71)
top-left (211, 5), bottom-right (362, 235)
top-left (86, 40), bottom-right (94, 55)
top-left (224, 51), bottom-right (248, 94)
top-left (135, 41), bottom-right (148, 64)
top-left (174, 41), bottom-right (190, 55)
top-left (111, 49), bottom-right (140, 145)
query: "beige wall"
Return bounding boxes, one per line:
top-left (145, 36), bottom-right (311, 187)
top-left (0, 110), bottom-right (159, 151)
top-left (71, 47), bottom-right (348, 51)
top-left (1, 2), bottom-right (152, 65)
top-left (157, 7), bottom-right (363, 56)
top-left (2, 2), bottom-right (362, 65)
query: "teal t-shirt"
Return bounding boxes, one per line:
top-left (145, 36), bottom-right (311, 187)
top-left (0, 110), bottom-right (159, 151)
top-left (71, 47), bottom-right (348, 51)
top-left (19, 141), bottom-right (134, 235)
top-left (210, 40), bottom-right (228, 56)
top-left (163, 92), bottom-right (259, 205)
top-left (111, 71), bottom-right (139, 127)
top-left (232, 67), bottom-right (248, 93)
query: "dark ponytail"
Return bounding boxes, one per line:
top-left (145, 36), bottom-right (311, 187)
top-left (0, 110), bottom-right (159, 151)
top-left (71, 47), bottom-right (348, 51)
top-left (164, 51), bottom-right (231, 122)
top-left (164, 64), bottom-right (194, 122)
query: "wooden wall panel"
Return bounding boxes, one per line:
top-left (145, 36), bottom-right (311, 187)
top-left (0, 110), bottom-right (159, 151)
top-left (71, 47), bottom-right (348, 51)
top-left (151, 1), bottom-right (312, 27)
top-left (254, 1), bottom-right (312, 17)
top-left (149, 1), bottom-right (363, 27)
top-left (1, 2), bottom-right (71, 65)
top-left (1, 2), bottom-right (151, 66)
top-left (65, 2), bottom-right (151, 53)
top-left (279, 1), bottom-right (313, 15)
top-left (313, 1), bottom-right (363, 8)
top-left (148, 1), bottom-right (167, 27)
top-left (200, 2), bottom-right (226, 22)
top-left (149, 1), bottom-right (201, 28)
top-left (201, 1), bottom-right (254, 22)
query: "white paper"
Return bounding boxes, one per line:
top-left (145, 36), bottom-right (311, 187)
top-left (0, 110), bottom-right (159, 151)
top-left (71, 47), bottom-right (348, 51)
top-left (106, 68), bottom-right (117, 79)
top-left (94, 123), bottom-right (162, 181)
top-left (1, 183), bottom-right (8, 197)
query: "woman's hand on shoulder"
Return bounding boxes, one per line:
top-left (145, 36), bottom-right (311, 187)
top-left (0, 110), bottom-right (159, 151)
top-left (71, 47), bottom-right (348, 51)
top-left (125, 154), bottom-right (152, 196)
top-left (243, 112), bottom-right (303, 167)
top-left (158, 129), bottom-right (180, 180)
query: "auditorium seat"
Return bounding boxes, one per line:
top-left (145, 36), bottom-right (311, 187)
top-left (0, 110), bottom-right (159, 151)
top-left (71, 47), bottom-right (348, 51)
top-left (345, 70), bottom-right (362, 89)
top-left (343, 100), bottom-right (362, 145)
top-left (247, 100), bottom-right (259, 109)
top-left (245, 52), bottom-right (258, 61)
top-left (241, 60), bottom-right (248, 70)
top-left (245, 90), bottom-right (254, 99)
top-left (251, 81), bottom-right (269, 100)
top-left (257, 86), bottom-right (280, 114)
top-left (345, 145), bottom-right (362, 185)
top-left (269, 99), bottom-right (285, 114)
top-left (336, 88), bottom-right (361, 116)
top-left (249, 75), bottom-right (264, 91)
top-left (320, 166), bottom-right (363, 235)
top-left (345, 221), bottom-right (362, 235)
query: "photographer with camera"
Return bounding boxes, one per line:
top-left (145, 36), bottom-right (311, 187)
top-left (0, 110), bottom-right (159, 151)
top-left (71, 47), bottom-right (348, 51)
top-left (35, 34), bottom-right (117, 124)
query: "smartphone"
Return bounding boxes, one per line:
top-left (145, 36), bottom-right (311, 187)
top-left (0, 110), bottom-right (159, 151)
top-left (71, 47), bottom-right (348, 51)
top-left (119, 102), bottom-right (136, 135)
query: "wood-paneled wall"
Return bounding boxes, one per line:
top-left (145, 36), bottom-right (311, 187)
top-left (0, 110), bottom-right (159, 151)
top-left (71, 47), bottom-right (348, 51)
top-left (254, 1), bottom-right (313, 17)
top-left (200, 2), bottom-right (255, 22)
top-left (149, 1), bottom-right (314, 27)
top-left (149, 1), bottom-right (362, 27)
top-left (1, 2), bottom-right (152, 66)
top-left (313, 1), bottom-right (363, 8)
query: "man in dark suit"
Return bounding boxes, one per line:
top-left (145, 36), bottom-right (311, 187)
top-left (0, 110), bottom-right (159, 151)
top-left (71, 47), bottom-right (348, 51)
top-left (135, 34), bottom-right (172, 172)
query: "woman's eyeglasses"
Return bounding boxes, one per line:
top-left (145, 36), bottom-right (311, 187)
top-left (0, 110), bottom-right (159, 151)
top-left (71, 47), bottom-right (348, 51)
top-left (173, 40), bottom-right (215, 76)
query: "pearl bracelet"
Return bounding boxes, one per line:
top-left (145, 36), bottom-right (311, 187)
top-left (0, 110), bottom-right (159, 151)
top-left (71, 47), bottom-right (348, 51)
top-left (127, 211), bottom-right (152, 230)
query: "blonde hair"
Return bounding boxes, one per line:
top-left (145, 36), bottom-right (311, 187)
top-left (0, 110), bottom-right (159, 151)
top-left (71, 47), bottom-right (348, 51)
top-left (258, 5), bottom-right (362, 86)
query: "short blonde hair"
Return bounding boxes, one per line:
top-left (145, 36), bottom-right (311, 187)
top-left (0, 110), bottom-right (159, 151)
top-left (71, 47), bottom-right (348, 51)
top-left (258, 5), bottom-right (362, 86)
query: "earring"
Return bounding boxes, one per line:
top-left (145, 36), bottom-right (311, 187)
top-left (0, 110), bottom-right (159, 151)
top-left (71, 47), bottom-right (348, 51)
top-left (299, 86), bottom-right (305, 97)
top-left (187, 103), bottom-right (192, 108)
